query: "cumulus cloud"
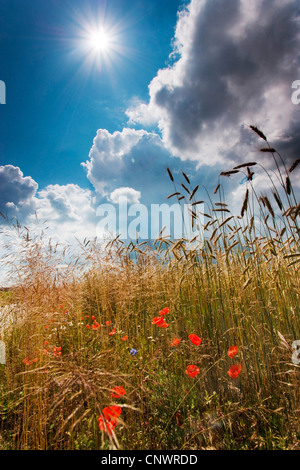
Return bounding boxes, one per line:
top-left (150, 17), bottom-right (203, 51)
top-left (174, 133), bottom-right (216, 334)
top-left (82, 128), bottom-right (149, 194)
top-left (0, 168), bottom-right (98, 245)
top-left (0, 165), bottom-right (38, 214)
top-left (29, 184), bottom-right (98, 243)
top-left (83, 127), bottom-right (199, 204)
top-left (0, 165), bottom-right (97, 234)
top-left (110, 187), bottom-right (141, 204)
top-left (127, 0), bottom-right (300, 167)
top-left (36, 184), bottom-right (95, 222)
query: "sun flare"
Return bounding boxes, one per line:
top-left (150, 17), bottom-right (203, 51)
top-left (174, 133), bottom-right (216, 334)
top-left (89, 29), bottom-right (112, 53)
top-left (74, 14), bottom-right (127, 72)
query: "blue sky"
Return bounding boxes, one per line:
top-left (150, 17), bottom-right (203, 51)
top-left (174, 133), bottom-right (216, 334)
top-left (0, 0), bottom-right (299, 252)
top-left (0, 0), bottom-right (185, 188)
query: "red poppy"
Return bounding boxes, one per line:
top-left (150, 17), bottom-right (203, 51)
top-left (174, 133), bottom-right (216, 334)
top-left (109, 328), bottom-right (116, 336)
top-left (23, 357), bottom-right (32, 366)
top-left (106, 321), bottom-right (112, 326)
top-left (53, 346), bottom-right (62, 357)
top-left (227, 364), bottom-right (241, 379)
top-left (171, 338), bottom-right (181, 347)
top-left (92, 321), bottom-right (100, 330)
top-left (86, 324), bottom-right (90, 329)
top-left (159, 307), bottom-right (169, 316)
top-left (110, 386), bottom-right (126, 398)
top-left (227, 345), bottom-right (238, 358)
top-left (186, 365), bottom-right (200, 378)
top-left (91, 316), bottom-right (95, 321)
top-left (98, 405), bottom-right (122, 436)
top-left (189, 334), bottom-right (202, 346)
top-left (122, 336), bottom-right (128, 341)
top-left (152, 316), bottom-right (169, 328)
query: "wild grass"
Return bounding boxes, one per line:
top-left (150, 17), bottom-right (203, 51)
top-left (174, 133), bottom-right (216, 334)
top-left (0, 126), bottom-right (299, 450)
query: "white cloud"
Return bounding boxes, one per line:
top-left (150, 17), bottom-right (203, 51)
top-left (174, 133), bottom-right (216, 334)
top-left (0, 168), bottom-right (98, 246)
top-left (82, 128), bottom-right (151, 193)
top-left (110, 187), bottom-right (141, 204)
top-left (82, 126), bottom-right (196, 204)
top-left (31, 184), bottom-right (97, 243)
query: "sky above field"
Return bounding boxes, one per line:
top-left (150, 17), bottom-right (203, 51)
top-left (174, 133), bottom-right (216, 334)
top-left (0, 0), bottom-right (300, 248)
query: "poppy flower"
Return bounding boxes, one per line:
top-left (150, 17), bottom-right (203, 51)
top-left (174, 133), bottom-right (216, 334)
top-left (98, 408), bottom-right (121, 435)
top-left (186, 365), bottom-right (200, 378)
top-left (110, 386), bottom-right (126, 398)
top-left (227, 364), bottom-right (241, 379)
top-left (152, 316), bottom-right (169, 328)
top-left (106, 321), bottom-right (112, 326)
top-left (122, 336), bottom-right (128, 341)
top-left (109, 328), bottom-right (116, 336)
top-left (86, 324), bottom-right (90, 329)
top-left (92, 321), bottom-right (100, 330)
top-left (227, 345), bottom-right (238, 358)
top-left (171, 338), bottom-right (181, 347)
top-left (23, 357), bottom-right (32, 366)
top-left (98, 405), bottom-right (122, 436)
top-left (53, 346), bottom-right (62, 357)
top-left (159, 307), bottom-right (169, 316)
top-left (91, 316), bottom-right (95, 321)
top-left (189, 334), bottom-right (202, 346)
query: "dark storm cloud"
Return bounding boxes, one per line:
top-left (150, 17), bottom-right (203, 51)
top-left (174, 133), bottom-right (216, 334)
top-left (128, 0), bottom-right (300, 166)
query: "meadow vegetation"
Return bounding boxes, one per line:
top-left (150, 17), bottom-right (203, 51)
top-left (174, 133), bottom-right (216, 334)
top-left (0, 126), bottom-right (299, 450)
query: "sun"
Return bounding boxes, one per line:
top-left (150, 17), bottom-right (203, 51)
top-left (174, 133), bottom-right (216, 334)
top-left (89, 29), bottom-right (112, 53)
top-left (72, 12), bottom-right (129, 74)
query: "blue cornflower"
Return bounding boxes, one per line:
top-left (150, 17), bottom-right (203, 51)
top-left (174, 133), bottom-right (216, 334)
top-left (130, 348), bottom-right (138, 356)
